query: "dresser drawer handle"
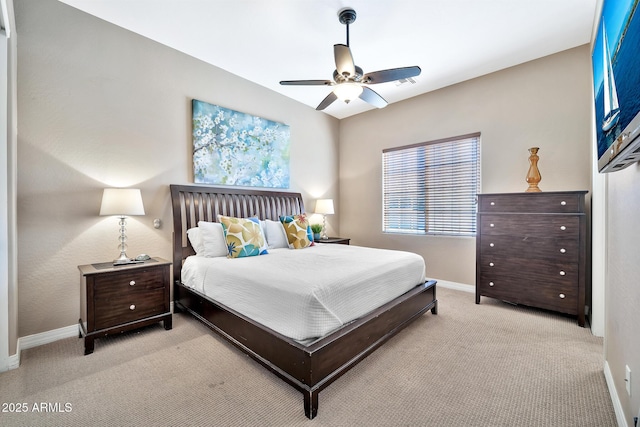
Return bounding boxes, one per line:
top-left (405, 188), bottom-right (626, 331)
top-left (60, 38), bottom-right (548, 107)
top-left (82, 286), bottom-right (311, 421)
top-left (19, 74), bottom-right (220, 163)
top-left (129, 304), bottom-right (136, 311)
top-left (559, 271), bottom-right (566, 276)
top-left (490, 201), bottom-right (495, 206)
top-left (489, 262), bottom-right (494, 267)
top-left (490, 223), bottom-right (495, 228)
top-left (560, 248), bottom-right (566, 254)
top-left (560, 226), bottom-right (566, 231)
top-left (559, 293), bottom-right (566, 299)
top-left (489, 282), bottom-right (494, 287)
top-left (489, 243), bottom-right (495, 247)
top-left (129, 280), bottom-right (136, 286)
top-left (561, 201), bottom-right (567, 206)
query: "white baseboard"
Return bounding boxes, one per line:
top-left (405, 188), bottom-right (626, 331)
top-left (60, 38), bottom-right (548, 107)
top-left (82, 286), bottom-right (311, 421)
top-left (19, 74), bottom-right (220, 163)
top-left (2, 325), bottom-right (72, 372)
top-left (19, 324), bottom-right (78, 351)
top-left (604, 360), bottom-right (629, 427)
top-left (434, 279), bottom-right (475, 293)
top-left (0, 352), bottom-right (19, 372)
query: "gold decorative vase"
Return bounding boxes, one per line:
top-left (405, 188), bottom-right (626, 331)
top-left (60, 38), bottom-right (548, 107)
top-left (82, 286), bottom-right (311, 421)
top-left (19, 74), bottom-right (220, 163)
top-left (525, 147), bottom-right (541, 192)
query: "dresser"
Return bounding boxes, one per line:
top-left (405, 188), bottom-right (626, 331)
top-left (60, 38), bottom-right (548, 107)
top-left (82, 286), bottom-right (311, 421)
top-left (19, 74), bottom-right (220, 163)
top-left (475, 191), bottom-right (588, 326)
top-left (78, 257), bottom-right (172, 354)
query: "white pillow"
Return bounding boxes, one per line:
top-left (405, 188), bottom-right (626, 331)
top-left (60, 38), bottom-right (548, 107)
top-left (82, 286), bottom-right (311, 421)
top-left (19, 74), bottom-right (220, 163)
top-left (197, 221), bottom-right (229, 257)
top-left (264, 219), bottom-right (289, 249)
top-left (186, 227), bottom-right (205, 255)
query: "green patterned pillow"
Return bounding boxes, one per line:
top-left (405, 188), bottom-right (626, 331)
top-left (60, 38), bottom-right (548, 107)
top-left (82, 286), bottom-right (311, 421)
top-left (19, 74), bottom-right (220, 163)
top-left (218, 216), bottom-right (269, 258)
top-left (279, 214), bottom-right (315, 249)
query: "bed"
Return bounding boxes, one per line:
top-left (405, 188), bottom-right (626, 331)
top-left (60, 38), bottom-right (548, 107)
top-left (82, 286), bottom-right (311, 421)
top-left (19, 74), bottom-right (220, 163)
top-left (170, 184), bottom-right (438, 419)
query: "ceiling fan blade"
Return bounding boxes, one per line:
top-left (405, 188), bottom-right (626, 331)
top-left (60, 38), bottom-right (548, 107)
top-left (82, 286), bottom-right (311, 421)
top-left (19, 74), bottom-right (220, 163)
top-left (316, 91), bottom-right (338, 111)
top-left (334, 44), bottom-right (356, 78)
top-left (362, 66), bottom-right (421, 84)
top-left (280, 80), bottom-right (333, 86)
top-left (359, 87), bottom-right (387, 109)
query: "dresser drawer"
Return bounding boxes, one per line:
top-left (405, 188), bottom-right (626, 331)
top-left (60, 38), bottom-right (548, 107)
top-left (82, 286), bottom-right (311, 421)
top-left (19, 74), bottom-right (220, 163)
top-left (94, 288), bottom-right (166, 330)
top-left (478, 257), bottom-right (578, 284)
top-left (479, 235), bottom-right (579, 262)
top-left (94, 267), bottom-right (165, 298)
top-left (480, 215), bottom-right (581, 238)
top-left (479, 193), bottom-right (583, 213)
top-left (478, 258), bottom-right (579, 315)
top-left (477, 278), bottom-right (578, 315)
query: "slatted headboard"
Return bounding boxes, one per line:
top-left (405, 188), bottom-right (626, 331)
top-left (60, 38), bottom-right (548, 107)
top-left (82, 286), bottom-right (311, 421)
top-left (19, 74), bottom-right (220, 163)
top-left (169, 184), bottom-right (305, 285)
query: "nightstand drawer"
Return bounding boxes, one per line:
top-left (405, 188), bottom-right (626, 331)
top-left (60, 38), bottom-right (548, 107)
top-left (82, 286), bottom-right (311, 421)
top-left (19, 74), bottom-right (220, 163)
top-left (94, 268), bottom-right (165, 297)
top-left (94, 288), bottom-right (166, 330)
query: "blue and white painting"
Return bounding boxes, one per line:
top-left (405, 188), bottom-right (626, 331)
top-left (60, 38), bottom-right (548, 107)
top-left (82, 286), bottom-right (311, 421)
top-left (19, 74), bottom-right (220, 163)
top-left (192, 100), bottom-right (290, 188)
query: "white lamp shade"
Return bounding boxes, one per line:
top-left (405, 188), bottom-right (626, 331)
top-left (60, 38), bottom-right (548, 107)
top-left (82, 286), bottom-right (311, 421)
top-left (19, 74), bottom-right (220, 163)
top-left (100, 188), bottom-right (145, 216)
top-left (315, 199), bottom-right (335, 215)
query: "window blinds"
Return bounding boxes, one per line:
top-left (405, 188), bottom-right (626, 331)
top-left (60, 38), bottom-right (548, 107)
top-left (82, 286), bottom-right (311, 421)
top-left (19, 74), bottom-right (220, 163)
top-left (382, 133), bottom-right (480, 236)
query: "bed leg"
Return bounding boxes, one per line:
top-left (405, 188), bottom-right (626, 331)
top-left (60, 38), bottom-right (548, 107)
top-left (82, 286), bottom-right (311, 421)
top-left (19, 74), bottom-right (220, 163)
top-left (303, 390), bottom-right (318, 419)
top-left (431, 300), bottom-right (438, 315)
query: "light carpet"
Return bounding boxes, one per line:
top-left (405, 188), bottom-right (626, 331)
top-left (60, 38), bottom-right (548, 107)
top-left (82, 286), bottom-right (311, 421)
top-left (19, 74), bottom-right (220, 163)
top-left (0, 287), bottom-right (616, 426)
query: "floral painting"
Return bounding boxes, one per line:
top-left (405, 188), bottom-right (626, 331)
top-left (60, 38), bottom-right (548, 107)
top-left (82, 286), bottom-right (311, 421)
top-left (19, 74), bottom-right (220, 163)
top-left (192, 99), bottom-right (290, 188)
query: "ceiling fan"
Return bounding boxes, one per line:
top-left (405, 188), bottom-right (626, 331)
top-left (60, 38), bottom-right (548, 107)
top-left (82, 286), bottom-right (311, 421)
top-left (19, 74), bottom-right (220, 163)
top-left (279, 8), bottom-right (421, 111)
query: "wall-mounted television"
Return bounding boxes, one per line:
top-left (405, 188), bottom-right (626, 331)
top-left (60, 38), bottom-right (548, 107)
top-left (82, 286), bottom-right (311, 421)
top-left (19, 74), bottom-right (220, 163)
top-left (593, 0), bottom-right (640, 173)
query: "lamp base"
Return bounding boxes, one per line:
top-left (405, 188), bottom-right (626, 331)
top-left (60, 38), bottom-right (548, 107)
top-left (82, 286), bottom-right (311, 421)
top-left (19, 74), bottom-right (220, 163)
top-left (112, 252), bottom-right (143, 266)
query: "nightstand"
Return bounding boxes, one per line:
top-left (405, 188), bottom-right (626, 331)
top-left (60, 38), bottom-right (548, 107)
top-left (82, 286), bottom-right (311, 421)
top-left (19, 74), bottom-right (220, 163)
top-left (78, 257), bottom-right (172, 355)
top-left (315, 237), bottom-right (350, 245)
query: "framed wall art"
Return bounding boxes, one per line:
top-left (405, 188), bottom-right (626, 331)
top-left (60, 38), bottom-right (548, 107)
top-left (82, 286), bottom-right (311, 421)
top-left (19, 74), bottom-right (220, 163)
top-left (192, 99), bottom-right (290, 188)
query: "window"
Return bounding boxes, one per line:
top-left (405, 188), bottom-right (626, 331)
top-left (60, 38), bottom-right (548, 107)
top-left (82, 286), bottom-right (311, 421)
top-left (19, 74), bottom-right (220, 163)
top-left (382, 133), bottom-right (480, 236)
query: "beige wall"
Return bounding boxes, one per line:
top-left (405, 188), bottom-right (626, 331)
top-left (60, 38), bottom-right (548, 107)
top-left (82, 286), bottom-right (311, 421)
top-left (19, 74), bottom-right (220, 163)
top-left (606, 166), bottom-right (640, 424)
top-left (339, 45), bottom-right (593, 285)
top-left (14, 0), bottom-right (339, 337)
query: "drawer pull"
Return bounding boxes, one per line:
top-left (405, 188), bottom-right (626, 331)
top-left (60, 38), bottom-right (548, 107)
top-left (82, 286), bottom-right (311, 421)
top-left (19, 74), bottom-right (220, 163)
top-left (489, 262), bottom-right (494, 267)
top-left (129, 304), bottom-right (136, 311)
top-left (129, 280), bottom-right (136, 286)
top-left (559, 293), bottom-right (566, 299)
top-left (559, 271), bottom-right (566, 276)
top-left (561, 201), bottom-right (567, 206)
top-left (489, 243), bottom-right (495, 247)
top-left (490, 202), bottom-right (495, 206)
top-left (490, 223), bottom-right (495, 228)
top-left (560, 225), bottom-right (566, 231)
top-left (560, 248), bottom-right (566, 254)
top-left (489, 282), bottom-right (494, 287)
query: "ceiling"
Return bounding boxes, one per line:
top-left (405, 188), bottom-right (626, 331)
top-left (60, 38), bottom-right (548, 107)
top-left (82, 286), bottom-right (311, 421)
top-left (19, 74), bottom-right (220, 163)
top-left (59, 0), bottom-right (599, 120)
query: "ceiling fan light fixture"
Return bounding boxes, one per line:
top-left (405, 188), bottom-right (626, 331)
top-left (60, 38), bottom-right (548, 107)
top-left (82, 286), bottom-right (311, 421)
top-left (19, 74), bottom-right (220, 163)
top-left (279, 7), bottom-right (420, 112)
top-left (333, 83), bottom-right (363, 103)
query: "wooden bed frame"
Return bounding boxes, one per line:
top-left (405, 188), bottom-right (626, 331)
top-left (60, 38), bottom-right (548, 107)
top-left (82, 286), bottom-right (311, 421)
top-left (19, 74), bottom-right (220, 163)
top-left (170, 184), bottom-right (438, 419)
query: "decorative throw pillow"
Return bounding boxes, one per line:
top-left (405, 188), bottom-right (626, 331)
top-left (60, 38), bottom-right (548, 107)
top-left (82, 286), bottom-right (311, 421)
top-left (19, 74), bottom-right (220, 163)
top-left (197, 221), bottom-right (229, 258)
top-left (218, 216), bottom-right (269, 258)
top-left (280, 214), bottom-right (315, 249)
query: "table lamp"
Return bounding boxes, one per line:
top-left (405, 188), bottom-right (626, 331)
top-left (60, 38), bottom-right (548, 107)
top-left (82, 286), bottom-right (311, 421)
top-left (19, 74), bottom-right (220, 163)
top-left (100, 188), bottom-right (145, 265)
top-left (315, 199), bottom-right (334, 240)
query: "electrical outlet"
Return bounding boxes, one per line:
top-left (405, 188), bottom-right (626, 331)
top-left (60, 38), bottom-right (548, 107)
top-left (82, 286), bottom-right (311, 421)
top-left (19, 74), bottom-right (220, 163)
top-left (626, 365), bottom-right (632, 396)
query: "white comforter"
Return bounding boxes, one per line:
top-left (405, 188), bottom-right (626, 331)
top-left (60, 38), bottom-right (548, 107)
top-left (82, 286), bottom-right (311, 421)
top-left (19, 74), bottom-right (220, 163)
top-left (181, 244), bottom-right (426, 344)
